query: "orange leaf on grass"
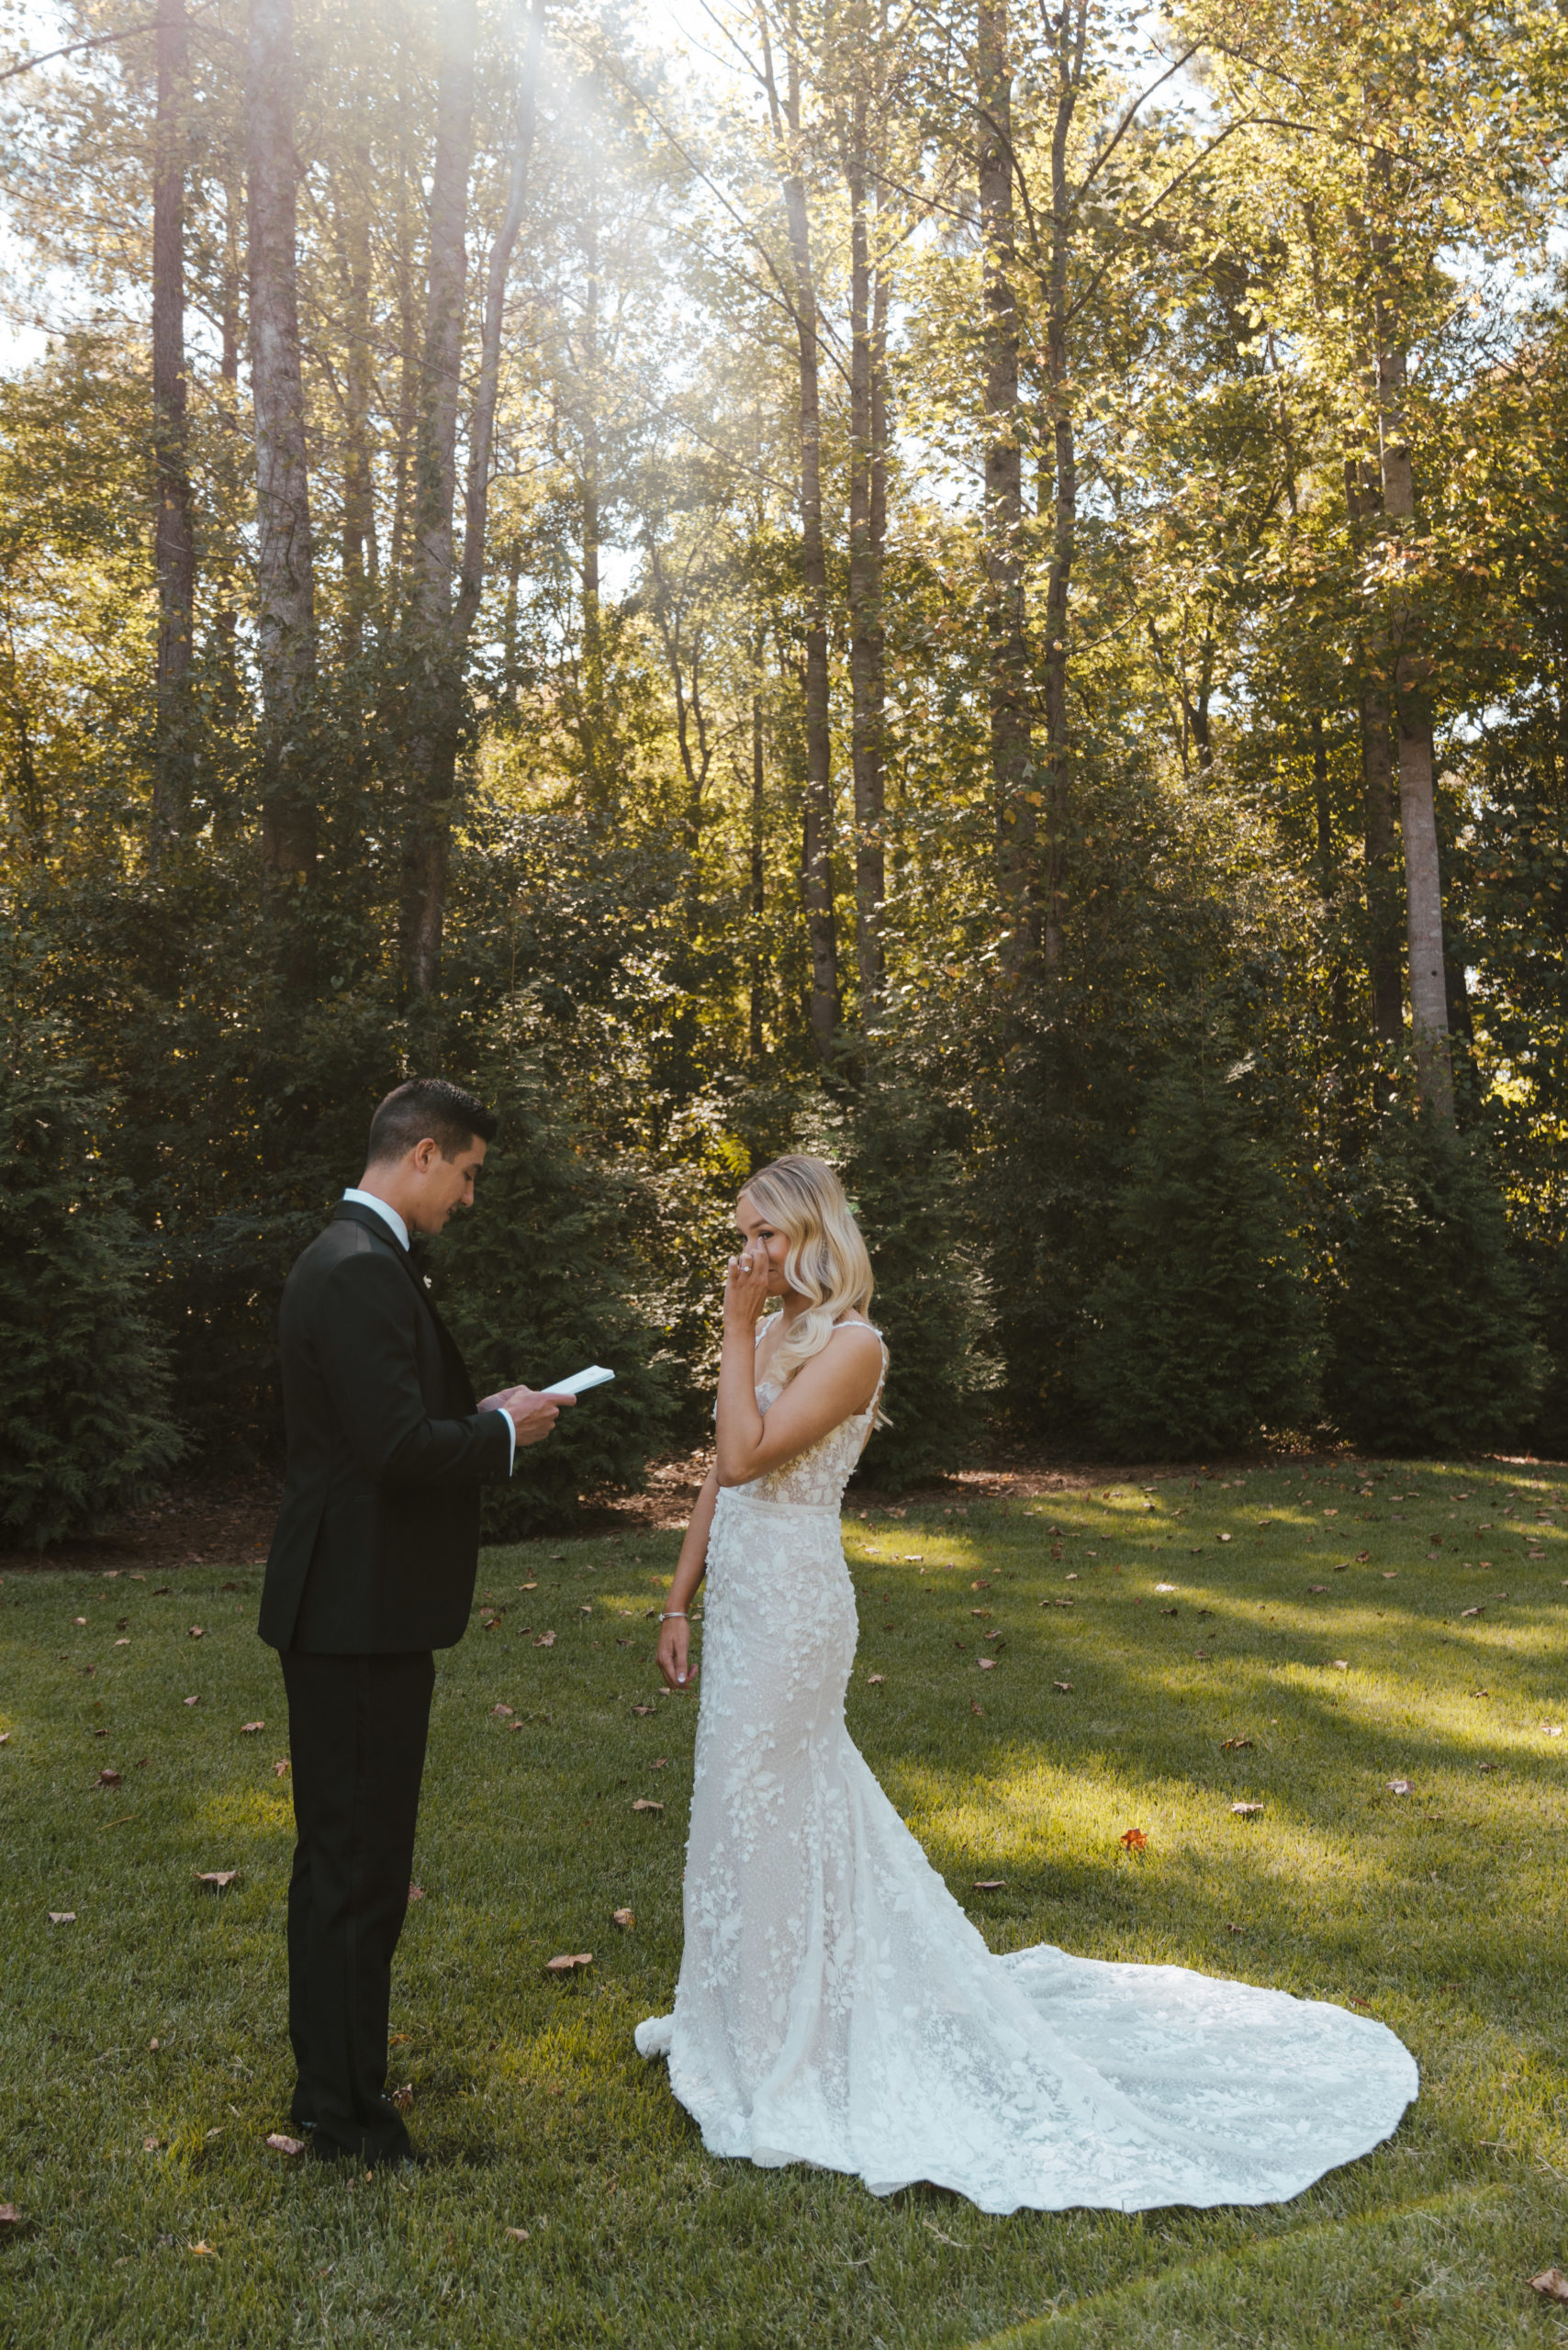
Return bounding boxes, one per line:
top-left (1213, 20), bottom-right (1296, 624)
top-left (544, 1953), bottom-right (592, 1974)
top-left (1119, 1829), bottom-right (1148, 1852)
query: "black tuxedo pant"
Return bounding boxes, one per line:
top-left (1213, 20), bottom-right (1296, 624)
top-left (280, 1648), bottom-right (435, 2162)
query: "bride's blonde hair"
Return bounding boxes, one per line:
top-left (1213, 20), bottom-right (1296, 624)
top-left (742, 1153), bottom-right (875, 1387)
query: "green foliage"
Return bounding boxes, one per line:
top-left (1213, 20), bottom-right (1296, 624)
top-left (436, 1071), bottom-right (679, 1536)
top-left (1077, 1069), bottom-right (1320, 1460)
top-left (830, 1074), bottom-right (994, 1488)
top-left (0, 1047), bottom-right (184, 1547)
top-left (1323, 1107), bottom-right (1544, 1455)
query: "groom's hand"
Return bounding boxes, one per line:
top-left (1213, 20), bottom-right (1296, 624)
top-left (480, 1385), bottom-right (576, 1448)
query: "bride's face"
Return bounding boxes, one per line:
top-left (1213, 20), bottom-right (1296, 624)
top-left (734, 1192), bottom-right (795, 1296)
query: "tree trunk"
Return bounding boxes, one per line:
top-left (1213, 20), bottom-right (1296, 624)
top-left (247, 0), bottom-right (317, 882)
top-left (151, 0), bottom-right (194, 864)
top-left (1378, 336), bottom-right (1453, 1119)
top-left (846, 96), bottom-right (885, 1024)
top-left (398, 0), bottom-right (541, 1001)
top-left (1346, 454), bottom-right (1404, 1078)
top-left (977, 0), bottom-right (1036, 975)
top-left (578, 200), bottom-right (606, 802)
top-left (398, 0), bottom-right (476, 1002)
top-left (749, 645), bottom-right (767, 1061)
top-left (762, 6), bottom-right (836, 1060)
top-left (1037, 1), bottom-right (1086, 971)
top-left (339, 141), bottom-right (376, 662)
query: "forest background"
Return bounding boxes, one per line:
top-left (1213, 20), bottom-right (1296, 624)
top-left (2, 0), bottom-right (1566, 1549)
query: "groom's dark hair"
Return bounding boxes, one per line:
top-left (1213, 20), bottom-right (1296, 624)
top-left (366, 1078), bottom-right (498, 1166)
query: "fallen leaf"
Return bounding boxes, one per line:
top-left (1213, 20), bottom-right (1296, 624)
top-left (1540, 1724), bottom-right (1563, 1738)
top-left (1355, 1550), bottom-right (1371, 1563)
top-left (265, 2132), bottom-right (305, 2157)
top-left (184, 1695), bottom-right (199, 1707)
top-left (1222, 1738), bottom-right (1254, 1751)
top-left (1226, 1923), bottom-right (1247, 1934)
top-left (1529, 2270), bottom-right (1568, 2303)
top-left (978, 1657), bottom-right (996, 1671)
top-left (1323, 1508), bottom-right (1338, 1517)
top-left (48, 1912), bottom-right (75, 1925)
top-left (1053, 1680), bottom-right (1073, 1693)
top-left (143, 2137), bottom-right (162, 2152)
top-left (408, 1884), bottom-right (424, 1901)
top-left (1308, 1583), bottom-right (1327, 1592)
top-left (1120, 1828), bottom-right (1148, 1852)
top-left (188, 1627), bottom-right (204, 1639)
top-left (506, 2225), bottom-right (531, 2242)
top-left (0, 1732), bottom-right (8, 1744)
top-left (151, 1587), bottom-right (169, 1595)
top-left (578, 1605), bottom-right (592, 1616)
top-left (188, 2241), bottom-right (218, 2257)
top-left (1154, 1583), bottom-right (1177, 1593)
top-left (1386, 1779), bottom-right (1413, 1796)
top-left (195, 1870), bottom-right (238, 1890)
top-left (533, 1632), bottom-right (556, 1649)
top-left (970, 1700), bottom-right (984, 1716)
top-left (632, 1703), bottom-right (654, 1717)
top-left (867, 1672), bottom-right (885, 1685)
top-left (612, 1908), bottom-right (634, 1930)
top-left (971, 1580), bottom-right (991, 1591)
top-left (240, 1720), bottom-right (264, 1734)
top-left (73, 1616), bottom-right (86, 1627)
top-left (96, 1768), bottom-right (122, 1787)
top-left (544, 1953), bottom-right (593, 1974)
top-left (972, 1878), bottom-right (1006, 1891)
top-left (632, 1796), bottom-right (665, 1813)
top-left (390, 2084), bottom-right (413, 2109)
top-left (1161, 1605), bottom-right (1179, 1616)
top-left (1331, 1660), bottom-right (1349, 1671)
top-left (1231, 1801), bottom-right (1264, 1817)
top-left (1218, 1532), bottom-right (1232, 1543)
top-left (274, 1759), bottom-right (290, 1776)
top-left (1462, 1606), bottom-right (1484, 1618)
top-left (489, 1704), bottom-right (515, 1718)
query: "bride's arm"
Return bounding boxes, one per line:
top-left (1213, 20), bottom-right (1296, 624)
top-left (715, 1257), bottom-right (881, 1485)
top-left (655, 1462), bottom-right (719, 1688)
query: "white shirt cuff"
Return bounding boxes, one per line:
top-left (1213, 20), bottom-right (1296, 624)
top-left (495, 1408), bottom-right (515, 1477)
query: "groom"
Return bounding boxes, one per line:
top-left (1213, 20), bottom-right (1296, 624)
top-left (259, 1077), bottom-right (571, 2165)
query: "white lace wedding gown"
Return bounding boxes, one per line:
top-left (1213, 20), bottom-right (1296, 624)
top-left (635, 1326), bottom-right (1417, 2214)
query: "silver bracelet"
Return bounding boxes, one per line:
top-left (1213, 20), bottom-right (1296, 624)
top-left (659, 1609), bottom-right (689, 1622)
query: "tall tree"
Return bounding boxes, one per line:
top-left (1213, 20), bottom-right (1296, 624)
top-left (759, 0), bottom-right (837, 1060)
top-left (150, 0), bottom-right (195, 863)
top-left (247, 0), bottom-right (317, 884)
top-left (975, 0), bottom-right (1036, 975)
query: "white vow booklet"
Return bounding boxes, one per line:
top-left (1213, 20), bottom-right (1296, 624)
top-left (543, 1365), bottom-right (616, 1398)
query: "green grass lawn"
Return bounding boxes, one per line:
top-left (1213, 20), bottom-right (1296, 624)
top-left (3, 1456), bottom-right (1567, 2347)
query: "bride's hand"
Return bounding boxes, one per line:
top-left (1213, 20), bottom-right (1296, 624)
top-left (723, 1247), bottom-right (772, 1328)
top-left (655, 1614), bottom-right (694, 1690)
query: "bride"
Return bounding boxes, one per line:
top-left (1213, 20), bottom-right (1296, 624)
top-left (635, 1154), bottom-right (1417, 2215)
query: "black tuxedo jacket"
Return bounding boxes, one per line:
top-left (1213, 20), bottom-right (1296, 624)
top-left (259, 1202), bottom-right (510, 1654)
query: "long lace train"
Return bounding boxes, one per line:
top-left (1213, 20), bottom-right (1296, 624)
top-left (635, 1344), bottom-right (1417, 2214)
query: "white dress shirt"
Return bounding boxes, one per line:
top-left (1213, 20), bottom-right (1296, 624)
top-left (341, 1189), bottom-right (514, 1474)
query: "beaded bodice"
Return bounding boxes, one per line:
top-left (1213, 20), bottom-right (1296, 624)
top-left (737, 1315), bottom-right (886, 1509)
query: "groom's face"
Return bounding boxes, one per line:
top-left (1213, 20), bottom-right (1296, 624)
top-left (409, 1134), bottom-right (487, 1235)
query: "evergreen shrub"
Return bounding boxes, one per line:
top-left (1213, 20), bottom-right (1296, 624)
top-left (0, 1056), bottom-right (185, 1547)
top-left (1076, 1069), bottom-right (1319, 1458)
top-left (437, 1077), bottom-right (678, 1535)
top-left (1324, 1106), bottom-right (1543, 1453)
top-left (830, 1076), bottom-right (994, 1488)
